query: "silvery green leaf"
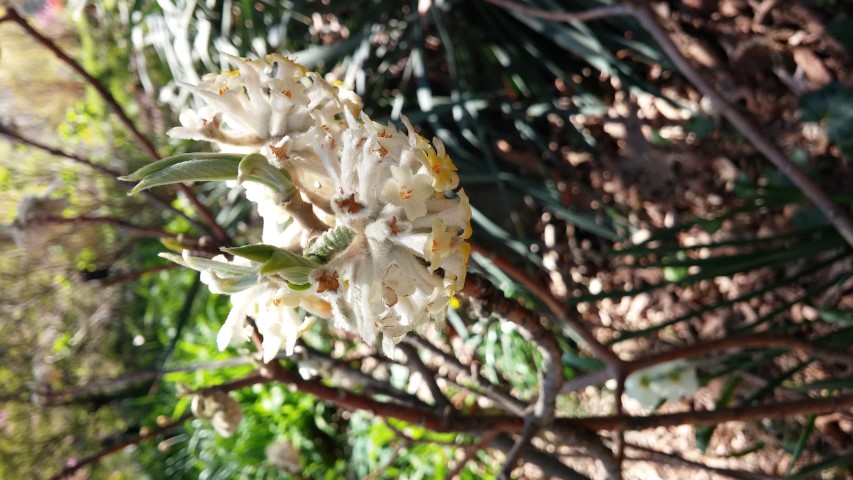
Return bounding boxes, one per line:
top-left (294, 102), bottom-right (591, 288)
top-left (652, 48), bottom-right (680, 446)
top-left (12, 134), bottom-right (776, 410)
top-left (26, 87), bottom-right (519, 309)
top-left (159, 252), bottom-right (257, 277)
top-left (238, 153), bottom-right (294, 195)
top-left (223, 244), bottom-right (279, 264)
top-left (259, 249), bottom-right (319, 284)
top-left (120, 153), bottom-right (244, 194)
top-left (204, 273), bottom-right (259, 294)
top-left (287, 281), bottom-right (313, 291)
top-left (304, 226), bottom-right (356, 264)
top-left (159, 252), bottom-right (192, 269)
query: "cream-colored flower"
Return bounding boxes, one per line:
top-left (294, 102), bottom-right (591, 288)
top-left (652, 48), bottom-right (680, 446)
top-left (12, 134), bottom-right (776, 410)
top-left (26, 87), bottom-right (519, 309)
top-left (155, 56), bottom-right (472, 358)
top-left (184, 253), bottom-right (321, 363)
top-left (170, 54), bottom-right (358, 148)
top-left (624, 360), bottom-right (699, 408)
top-left (311, 109), bottom-right (470, 354)
top-left (381, 165), bottom-right (434, 221)
top-left (169, 54), bottom-right (361, 202)
top-left (382, 263), bottom-right (417, 307)
top-left (424, 138), bottom-right (459, 191)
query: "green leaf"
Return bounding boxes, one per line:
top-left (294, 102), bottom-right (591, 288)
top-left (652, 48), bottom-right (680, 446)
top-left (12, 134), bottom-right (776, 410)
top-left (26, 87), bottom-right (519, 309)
top-left (304, 226), bottom-right (356, 264)
top-left (287, 281), bottom-right (313, 291)
top-left (120, 153), bottom-right (244, 194)
top-left (663, 252), bottom-right (690, 282)
top-left (226, 245), bottom-right (320, 287)
top-left (826, 19), bottom-right (853, 55)
top-left (786, 415), bottom-right (816, 477)
top-left (223, 244), bottom-right (279, 264)
top-left (259, 249), bottom-right (319, 284)
top-left (787, 374), bottom-right (853, 392)
top-left (799, 82), bottom-right (853, 158)
top-left (695, 375), bottom-right (741, 452)
top-left (172, 395), bottom-right (191, 420)
top-left (791, 453), bottom-right (853, 478)
top-left (820, 309), bottom-right (853, 325)
top-left (238, 153), bottom-right (294, 194)
top-left (159, 252), bottom-right (256, 277)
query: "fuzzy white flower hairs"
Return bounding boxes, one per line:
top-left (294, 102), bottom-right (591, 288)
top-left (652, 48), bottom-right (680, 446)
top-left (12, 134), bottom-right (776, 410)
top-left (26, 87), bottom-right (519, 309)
top-left (122, 54), bottom-right (471, 358)
top-left (311, 109), bottom-right (471, 354)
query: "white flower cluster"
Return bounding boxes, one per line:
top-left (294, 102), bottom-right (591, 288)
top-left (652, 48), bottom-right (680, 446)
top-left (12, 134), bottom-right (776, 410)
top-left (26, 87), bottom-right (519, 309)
top-left (311, 109), bottom-right (472, 354)
top-left (624, 360), bottom-right (699, 408)
top-left (169, 54), bottom-right (471, 358)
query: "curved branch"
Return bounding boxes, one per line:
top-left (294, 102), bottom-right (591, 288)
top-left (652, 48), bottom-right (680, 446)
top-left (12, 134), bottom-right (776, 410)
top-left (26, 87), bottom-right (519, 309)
top-left (2, 8), bottom-right (231, 244)
top-left (625, 334), bottom-right (853, 375)
top-left (629, 4), bottom-right (853, 248)
top-left (0, 124), bottom-right (213, 236)
top-left (21, 215), bottom-right (177, 239)
top-left (398, 343), bottom-right (452, 411)
top-left (562, 333), bottom-right (853, 394)
top-left (471, 242), bottom-right (622, 367)
top-left (459, 273), bottom-right (565, 476)
top-left (562, 393), bottom-right (853, 431)
top-left (484, 0), bottom-right (853, 247)
top-left (49, 413), bottom-right (192, 480)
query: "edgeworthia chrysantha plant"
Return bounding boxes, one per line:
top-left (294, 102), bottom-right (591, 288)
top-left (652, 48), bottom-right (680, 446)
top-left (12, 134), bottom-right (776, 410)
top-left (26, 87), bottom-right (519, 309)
top-left (121, 54), bottom-right (471, 359)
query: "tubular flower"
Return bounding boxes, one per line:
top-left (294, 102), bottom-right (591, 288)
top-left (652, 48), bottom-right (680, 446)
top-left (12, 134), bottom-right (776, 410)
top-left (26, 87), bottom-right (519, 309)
top-left (169, 54), bottom-right (358, 151)
top-left (169, 53), bottom-right (360, 202)
top-left (311, 109), bottom-right (470, 354)
top-left (131, 55), bottom-right (471, 358)
top-left (193, 254), bottom-right (320, 363)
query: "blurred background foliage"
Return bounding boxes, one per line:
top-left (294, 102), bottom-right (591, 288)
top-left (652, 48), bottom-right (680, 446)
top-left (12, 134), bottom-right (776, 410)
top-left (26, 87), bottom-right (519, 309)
top-left (1, 0), bottom-right (852, 479)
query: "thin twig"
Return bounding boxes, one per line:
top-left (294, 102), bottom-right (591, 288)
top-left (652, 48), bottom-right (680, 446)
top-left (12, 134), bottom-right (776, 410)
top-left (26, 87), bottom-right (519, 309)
top-left (559, 368), bottom-right (613, 394)
top-left (249, 320), bottom-right (444, 425)
top-left (498, 420), bottom-right (538, 479)
top-left (2, 8), bottom-right (231, 244)
top-left (567, 393), bottom-right (853, 431)
top-left (202, 370), bottom-right (272, 394)
top-left (0, 124), bottom-right (211, 235)
top-left (446, 429), bottom-right (501, 480)
top-left (398, 343), bottom-right (453, 411)
top-left (472, 241), bottom-right (622, 368)
top-left (41, 357), bottom-right (253, 404)
top-left (405, 334), bottom-right (526, 415)
top-left (625, 334), bottom-right (853, 375)
top-left (486, 0), bottom-right (853, 248)
top-left (2, 8), bottom-right (158, 160)
top-left (298, 342), bottom-right (432, 409)
top-left (21, 215), bottom-right (177, 238)
top-left (629, 3), bottom-right (853, 247)
top-left (490, 433), bottom-right (592, 480)
top-left (484, 0), bottom-right (634, 23)
top-left (612, 371), bottom-right (626, 480)
top-left (561, 333), bottom-right (853, 396)
top-left (548, 427), bottom-right (621, 479)
top-left (49, 413), bottom-right (193, 480)
top-left (625, 443), bottom-right (779, 480)
top-left (98, 264), bottom-right (177, 286)
top-left (460, 273), bottom-right (565, 477)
